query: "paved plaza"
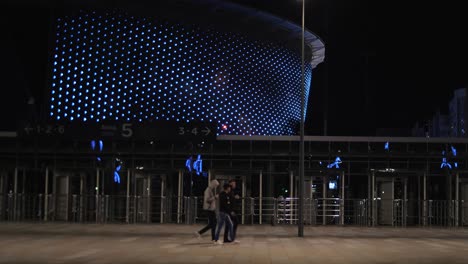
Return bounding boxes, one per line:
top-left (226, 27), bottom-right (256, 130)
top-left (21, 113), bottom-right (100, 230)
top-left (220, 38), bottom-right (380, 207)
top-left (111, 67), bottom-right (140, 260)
top-left (1, 223), bottom-right (468, 263)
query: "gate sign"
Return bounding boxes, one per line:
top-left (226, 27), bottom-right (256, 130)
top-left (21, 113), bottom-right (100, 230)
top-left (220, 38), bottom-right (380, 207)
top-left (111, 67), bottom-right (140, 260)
top-left (19, 121), bottom-right (216, 142)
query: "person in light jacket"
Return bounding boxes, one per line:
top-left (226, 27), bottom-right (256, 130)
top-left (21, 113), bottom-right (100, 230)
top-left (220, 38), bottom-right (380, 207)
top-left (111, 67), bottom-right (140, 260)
top-left (194, 179), bottom-right (219, 241)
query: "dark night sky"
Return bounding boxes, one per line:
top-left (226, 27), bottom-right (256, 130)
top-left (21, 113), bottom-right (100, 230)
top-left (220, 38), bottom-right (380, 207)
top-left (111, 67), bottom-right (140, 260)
top-left (1, 0), bottom-right (467, 135)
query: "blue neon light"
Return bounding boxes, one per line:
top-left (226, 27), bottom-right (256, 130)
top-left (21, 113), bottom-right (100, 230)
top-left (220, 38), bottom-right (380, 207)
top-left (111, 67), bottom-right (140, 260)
top-left (384, 142), bottom-right (389, 151)
top-left (114, 164), bottom-right (121, 184)
top-left (193, 155), bottom-right (203, 176)
top-left (327, 157), bottom-right (342, 169)
top-left (185, 157), bottom-right (192, 173)
top-left (451, 145), bottom-right (457, 156)
top-left (90, 140), bottom-right (96, 150)
top-left (99, 140), bottom-right (103, 152)
top-left (114, 171), bottom-right (121, 184)
top-left (440, 157), bottom-right (452, 169)
top-left (49, 11), bottom-right (313, 136)
top-left (440, 150), bottom-right (453, 170)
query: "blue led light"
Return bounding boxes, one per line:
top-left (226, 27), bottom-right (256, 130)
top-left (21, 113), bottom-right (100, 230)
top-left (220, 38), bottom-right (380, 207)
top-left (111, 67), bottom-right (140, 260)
top-left (49, 11), bottom-right (314, 135)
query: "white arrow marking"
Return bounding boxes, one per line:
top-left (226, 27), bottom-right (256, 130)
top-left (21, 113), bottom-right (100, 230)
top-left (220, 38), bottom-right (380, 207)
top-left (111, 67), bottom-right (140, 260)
top-left (201, 127), bottom-right (211, 136)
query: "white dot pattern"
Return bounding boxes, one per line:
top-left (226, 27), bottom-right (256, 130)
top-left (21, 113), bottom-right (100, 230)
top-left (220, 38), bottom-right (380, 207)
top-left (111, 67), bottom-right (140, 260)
top-left (49, 11), bottom-right (313, 135)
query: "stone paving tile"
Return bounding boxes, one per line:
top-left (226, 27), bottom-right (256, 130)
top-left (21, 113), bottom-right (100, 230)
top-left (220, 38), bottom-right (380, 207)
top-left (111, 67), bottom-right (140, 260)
top-left (1, 223), bottom-right (468, 263)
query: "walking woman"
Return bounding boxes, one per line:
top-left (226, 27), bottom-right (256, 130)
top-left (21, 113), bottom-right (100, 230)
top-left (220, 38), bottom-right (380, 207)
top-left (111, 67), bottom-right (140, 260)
top-left (194, 179), bottom-right (219, 241)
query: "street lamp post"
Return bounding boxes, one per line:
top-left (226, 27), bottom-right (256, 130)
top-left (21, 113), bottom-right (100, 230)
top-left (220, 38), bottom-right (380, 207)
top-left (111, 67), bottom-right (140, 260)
top-left (298, 0), bottom-right (305, 238)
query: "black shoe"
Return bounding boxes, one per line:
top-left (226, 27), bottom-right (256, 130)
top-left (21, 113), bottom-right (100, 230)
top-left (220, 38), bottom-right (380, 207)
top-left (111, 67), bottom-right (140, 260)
top-left (223, 240), bottom-right (232, 243)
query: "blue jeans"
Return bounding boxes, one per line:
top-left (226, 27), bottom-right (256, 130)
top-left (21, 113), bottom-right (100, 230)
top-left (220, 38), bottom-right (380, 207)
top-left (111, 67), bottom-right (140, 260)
top-left (214, 212), bottom-right (234, 242)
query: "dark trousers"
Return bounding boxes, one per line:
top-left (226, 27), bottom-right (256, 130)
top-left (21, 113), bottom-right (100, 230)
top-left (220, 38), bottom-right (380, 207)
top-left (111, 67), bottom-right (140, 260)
top-left (224, 212), bottom-right (238, 242)
top-left (198, 210), bottom-right (216, 241)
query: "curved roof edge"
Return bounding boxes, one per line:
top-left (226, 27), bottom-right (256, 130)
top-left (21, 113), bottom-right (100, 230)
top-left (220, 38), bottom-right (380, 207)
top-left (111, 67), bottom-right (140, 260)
top-left (201, 0), bottom-right (325, 68)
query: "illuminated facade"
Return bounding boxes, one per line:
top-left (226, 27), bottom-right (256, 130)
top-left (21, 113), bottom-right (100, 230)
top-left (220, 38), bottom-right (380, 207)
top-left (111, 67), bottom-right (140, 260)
top-left (48, 10), bottom-right (319, 136)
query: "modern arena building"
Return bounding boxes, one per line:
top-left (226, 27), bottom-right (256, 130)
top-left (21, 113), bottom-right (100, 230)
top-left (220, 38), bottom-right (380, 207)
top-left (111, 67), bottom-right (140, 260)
top-left (49, 1), bottom-right (324, 135)
top-left (2, 0), bottom-right (468, 229)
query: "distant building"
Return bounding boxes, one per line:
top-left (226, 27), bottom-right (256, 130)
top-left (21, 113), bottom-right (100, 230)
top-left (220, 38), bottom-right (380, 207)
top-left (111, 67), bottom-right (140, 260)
top-left (411, 120), bottom-right (431, 137)
top-left (449, 88), bottom-right (467, 137)
top-left (432, 110), bottom-right (449, 137)
top-left (412, 88), bottom-right (466, 138)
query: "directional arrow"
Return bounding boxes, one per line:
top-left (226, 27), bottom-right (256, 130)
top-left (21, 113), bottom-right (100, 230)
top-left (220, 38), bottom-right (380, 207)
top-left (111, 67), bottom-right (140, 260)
top-left (201, 127), bottom-right (211, 136)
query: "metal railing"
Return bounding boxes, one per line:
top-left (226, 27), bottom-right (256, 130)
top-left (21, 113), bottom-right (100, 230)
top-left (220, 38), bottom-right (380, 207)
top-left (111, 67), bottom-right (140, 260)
top-left (1, 194), bottom-right (467, 228)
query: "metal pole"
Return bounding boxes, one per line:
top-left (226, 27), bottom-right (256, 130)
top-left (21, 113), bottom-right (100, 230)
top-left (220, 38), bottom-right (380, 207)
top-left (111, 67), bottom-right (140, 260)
top-left (404, 178), bottom-right (407, 227)
top-left (368, 171), bottom-right (371, 226)
top-left (80, 173), bottom-right (84, 222)
top-left (322, 177), bottom-right (326, 225)
top-left (126, 169), bottom-right (130, 223)
top-left (44, 167), bottom-right (49, 221)
top-left (147, 175), bottom-right (151, 224)
top-left (456, 172), bottom-right (459, 227)
top-left (341, 171), bottom-right (345, 225)
top-left (242, 175), bottom-right (246, 225)
top-left (161, 175), bottom-right (165, 224)
top-left (372, 171), bottom-right (375, 227)
top-left (14, 168), bottom-right (18, 221)
top-left (259, 170), bottom-right (263, 224)
top-left (96, 168), bottom-right (99, 223)
top-left (177, 169), bottom-right (183, 224)
top-left (418, 174), bottom-right (421, 226)
top-left (290, 170), bottom-right (294, 224)
top-left (423, 172), bottom-right (427, 226)
top-left (298, 0), bottom-right (306, 238)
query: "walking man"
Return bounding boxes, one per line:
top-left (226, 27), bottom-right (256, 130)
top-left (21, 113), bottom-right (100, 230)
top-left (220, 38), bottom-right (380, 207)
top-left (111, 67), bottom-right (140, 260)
top-left (194, 179), bottom-right (219, 241)
top-left (224, 179), bottom-right (240, 243)
top-left (214, 184), bottom-right (234, 245)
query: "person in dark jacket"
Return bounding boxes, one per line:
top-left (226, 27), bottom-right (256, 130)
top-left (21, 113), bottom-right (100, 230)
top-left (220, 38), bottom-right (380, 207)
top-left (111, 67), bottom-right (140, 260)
top-left (214, 184), bottom-right (234, 245)
top-left (224, 179), bottom-right (240, 243)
